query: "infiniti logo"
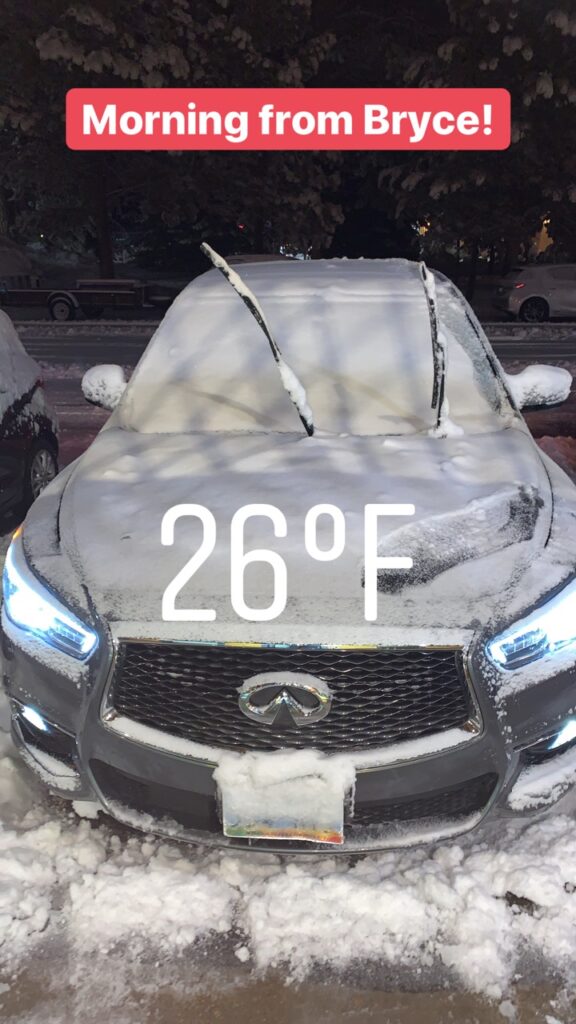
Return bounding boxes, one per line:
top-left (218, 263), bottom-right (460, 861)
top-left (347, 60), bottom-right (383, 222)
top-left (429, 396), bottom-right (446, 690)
top-left (238, 672), bottom-right (332, 727)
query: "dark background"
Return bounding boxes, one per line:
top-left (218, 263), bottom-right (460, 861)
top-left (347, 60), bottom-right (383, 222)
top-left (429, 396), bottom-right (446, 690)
top-left (1, 0), bottom-right (576, 297)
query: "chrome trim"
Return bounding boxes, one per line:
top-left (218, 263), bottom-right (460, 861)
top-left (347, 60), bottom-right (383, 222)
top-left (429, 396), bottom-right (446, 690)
top-left (100, 637), bottom-right (484, 768)
top-left (238, 672), bottom-right (333, 726)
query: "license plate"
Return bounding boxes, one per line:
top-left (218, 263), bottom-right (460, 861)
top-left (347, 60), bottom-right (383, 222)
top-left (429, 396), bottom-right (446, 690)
top-left (220, 772), bottom-right (345, 844)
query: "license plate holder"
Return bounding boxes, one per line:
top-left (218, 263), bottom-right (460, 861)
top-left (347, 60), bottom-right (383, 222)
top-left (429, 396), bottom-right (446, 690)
top-left (220, 771), bottom-right (345, 845)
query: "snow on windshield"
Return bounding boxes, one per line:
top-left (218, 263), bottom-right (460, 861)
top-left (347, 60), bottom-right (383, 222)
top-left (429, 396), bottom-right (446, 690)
top-left (116, 260), bottom-right (513, 437)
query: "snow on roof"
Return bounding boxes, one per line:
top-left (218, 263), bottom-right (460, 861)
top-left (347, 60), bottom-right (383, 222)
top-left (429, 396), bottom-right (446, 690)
top-left (116, 258), bottom-right (514, 437)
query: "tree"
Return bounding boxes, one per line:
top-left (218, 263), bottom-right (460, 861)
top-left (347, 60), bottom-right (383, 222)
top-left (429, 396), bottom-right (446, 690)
top-left (374, 0), bottom-right (576, 291)
top-left (2, 0), bottom-right (576, 282)
top-left (0, 0), bottom-right (344, 271)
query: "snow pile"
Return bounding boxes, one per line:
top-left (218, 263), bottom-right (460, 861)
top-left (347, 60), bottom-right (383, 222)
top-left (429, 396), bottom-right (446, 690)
top-left (81, 364), bottom-right (127, 411)
top-left (506, 365), bottom-right (572, 410)
top-left (1, 715), bottom-right (576, 1000)
top-left (69, 844), bottom-right (234, 953)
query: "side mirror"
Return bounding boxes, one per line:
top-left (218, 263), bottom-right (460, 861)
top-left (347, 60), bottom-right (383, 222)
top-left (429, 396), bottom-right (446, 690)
top-left (82, 364), bottom-right (127, 411)
top-left (505, 365), bottom-right (572, 410)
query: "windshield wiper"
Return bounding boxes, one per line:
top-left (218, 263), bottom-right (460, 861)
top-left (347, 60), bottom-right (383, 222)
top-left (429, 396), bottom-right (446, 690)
top-left (419, 261), bottom-right (447, 433)
top-left (200, 243), bottom-right (314, 436)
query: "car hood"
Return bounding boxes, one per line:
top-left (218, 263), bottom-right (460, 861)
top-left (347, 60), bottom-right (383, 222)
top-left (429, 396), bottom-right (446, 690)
top-left (26, 425), bottom-right (552, 641)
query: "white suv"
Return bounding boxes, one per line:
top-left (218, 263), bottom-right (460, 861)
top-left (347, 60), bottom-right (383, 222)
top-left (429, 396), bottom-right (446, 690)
top-left (493, 264), bottom-right (576, 322)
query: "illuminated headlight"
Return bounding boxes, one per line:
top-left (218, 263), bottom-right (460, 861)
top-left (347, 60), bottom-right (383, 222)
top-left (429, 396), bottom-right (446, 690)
top-left (2, 532), bottom-right (98, 660)
top-left (487, 578), bottom-right (576, 670)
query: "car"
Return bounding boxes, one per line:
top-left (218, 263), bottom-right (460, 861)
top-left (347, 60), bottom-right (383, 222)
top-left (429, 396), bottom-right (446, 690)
top-left (493, 263), bottom-right (576, 322)
top-left (0, 309), bottom-right (59, 518)
top-left (2, 256), bottom-right (576, 854)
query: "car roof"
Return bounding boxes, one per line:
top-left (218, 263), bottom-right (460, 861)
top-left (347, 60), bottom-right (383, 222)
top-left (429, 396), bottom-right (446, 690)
top-left (192, 257), bottom-right (426, 298)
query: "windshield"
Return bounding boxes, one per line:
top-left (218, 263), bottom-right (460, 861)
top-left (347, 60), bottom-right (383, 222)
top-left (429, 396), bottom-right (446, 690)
top-left (116, 260), bottom-right (514, 437)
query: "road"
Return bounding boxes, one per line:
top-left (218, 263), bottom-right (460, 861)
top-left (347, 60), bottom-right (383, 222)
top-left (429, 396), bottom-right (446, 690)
top-left (495, 339), bottom-right (576, 360)
top-left (20, 330), bottom-right (153, 365)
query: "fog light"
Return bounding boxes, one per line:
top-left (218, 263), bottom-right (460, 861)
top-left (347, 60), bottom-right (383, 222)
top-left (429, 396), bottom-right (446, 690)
top-left (549, 719), bottom-right (576, 750)
top-left (21, 705), bottom-right (47, 732)
top-left (521, 718), bottom-right (576, 766)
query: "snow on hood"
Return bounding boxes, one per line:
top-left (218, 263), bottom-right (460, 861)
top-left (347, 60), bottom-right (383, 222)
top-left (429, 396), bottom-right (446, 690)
top-left (28, 423), bottom-right (551, 638)
top-left (373, 483), bottom-right (543, 594)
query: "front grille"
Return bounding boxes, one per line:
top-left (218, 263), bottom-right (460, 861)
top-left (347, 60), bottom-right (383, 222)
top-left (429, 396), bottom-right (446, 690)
top-left (351, 773), bottom-right (497, 827)
top-left (108, 642), bottom-right (475, 754)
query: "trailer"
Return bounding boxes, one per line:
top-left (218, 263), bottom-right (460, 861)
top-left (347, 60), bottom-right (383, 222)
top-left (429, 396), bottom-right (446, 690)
top-left (0, 276), bottom-right (177, 321)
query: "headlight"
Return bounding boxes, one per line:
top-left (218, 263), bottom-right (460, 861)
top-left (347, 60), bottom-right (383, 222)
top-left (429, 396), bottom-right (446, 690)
top-left (487, 577), bottom-right (576, 670)
top-left (3, 531), bottom-right (98, 660)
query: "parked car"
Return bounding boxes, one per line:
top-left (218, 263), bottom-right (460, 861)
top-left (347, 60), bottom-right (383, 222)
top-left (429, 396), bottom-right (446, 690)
top-left (0, 310), bottom-right (58, 517)
top-left (2, 257), bottom-right (576, 854)
top-left (493, 263), bottom-right (576, 322)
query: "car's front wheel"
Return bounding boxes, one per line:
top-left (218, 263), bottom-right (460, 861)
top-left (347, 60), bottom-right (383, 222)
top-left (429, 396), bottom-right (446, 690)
top-left (519, 297), bottom-right (549, 323)
top-left (22, 442), bottom-right (58, 510)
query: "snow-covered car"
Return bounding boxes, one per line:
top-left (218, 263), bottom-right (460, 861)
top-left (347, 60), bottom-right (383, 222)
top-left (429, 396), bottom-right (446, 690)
top-left (2, 256), bottom-right (576, 853)
top-left (0, 310), bottom-right (58, 517)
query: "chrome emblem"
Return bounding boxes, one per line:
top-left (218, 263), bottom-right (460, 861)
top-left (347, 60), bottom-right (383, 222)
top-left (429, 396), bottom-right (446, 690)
top-left (238, 672), bottom-right (332, 727)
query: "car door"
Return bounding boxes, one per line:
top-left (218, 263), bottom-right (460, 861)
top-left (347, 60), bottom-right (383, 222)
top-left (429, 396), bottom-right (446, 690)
top-left (547, 266), bottom-right (576, 317)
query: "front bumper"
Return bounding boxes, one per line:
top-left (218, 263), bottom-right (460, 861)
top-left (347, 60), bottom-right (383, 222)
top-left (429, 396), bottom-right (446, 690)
top-left (4, 627), bottom-right (576, 854)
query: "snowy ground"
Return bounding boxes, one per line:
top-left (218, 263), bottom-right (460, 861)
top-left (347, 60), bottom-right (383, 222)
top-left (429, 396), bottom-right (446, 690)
top-left (0, 711), bottom-right (576, 1022)
top-left (0, 363), bottom-right (575, 1022)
